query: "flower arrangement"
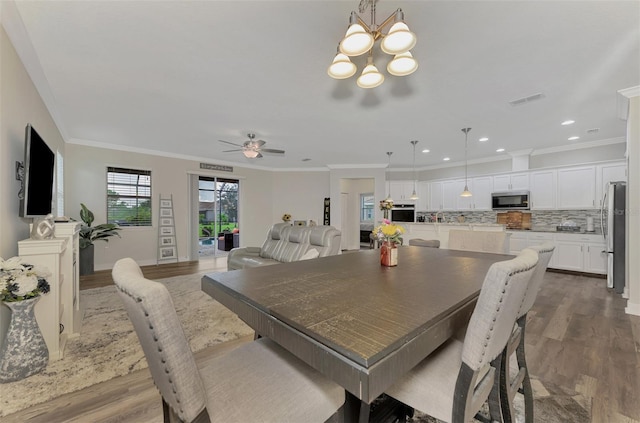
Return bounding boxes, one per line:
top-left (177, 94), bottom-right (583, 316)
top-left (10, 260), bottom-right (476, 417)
top-left (0, 257), bottom-right (51, 302)
top-left (282, 213), bottom-right (291, 222)
top-left (379, 199), bottom-right (394, 211)
top-left (372, 219), bottom-right (405, 245)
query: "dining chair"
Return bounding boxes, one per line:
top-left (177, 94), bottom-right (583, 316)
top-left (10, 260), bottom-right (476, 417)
top-left (112, 258), bottom-right (345, 423)
top-left (385, 249), bottom-right (539, 423)
top-left (499, 243), bottom-right (555, 423)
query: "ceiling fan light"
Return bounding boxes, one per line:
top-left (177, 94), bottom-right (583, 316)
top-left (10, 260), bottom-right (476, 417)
top-left (381, 22), bottom-right (416, 55)
top-left (328, 53), bottom-right (357, 79)
top-left (340, 24), bottom-right (374, 56)
top-left (243, 149), bottom-right (260, 159)
top-left (357, 63), bottom-right (384, 89)
top-left (387, 51), bottom-right (418, 76)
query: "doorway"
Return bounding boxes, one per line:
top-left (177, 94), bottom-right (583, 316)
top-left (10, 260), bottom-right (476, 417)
top-left (197, 176), bottom-right (239, 258)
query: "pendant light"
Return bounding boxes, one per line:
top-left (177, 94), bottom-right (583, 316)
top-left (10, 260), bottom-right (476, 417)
top-left (385, 151), bottom-right (393, 202)
top-left (460, 128), bottom-right (472, 197)
top-left (409, 140), bottom-right (419, 200)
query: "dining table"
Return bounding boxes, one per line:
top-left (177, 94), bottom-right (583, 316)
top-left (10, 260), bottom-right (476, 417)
top-left (201, 246), bottom-right (513, 422)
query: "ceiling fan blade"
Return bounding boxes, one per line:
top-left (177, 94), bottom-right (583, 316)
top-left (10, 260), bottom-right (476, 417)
top-left (254, 140), bottom-right (266, 148)
top-left (222, 149), bottom-right (243, 152)
top-left (219, 139), bottom-right (243, 147)
top-left (255, 152), bottom-right (263, 158)
top-left (260, 148), bottom-right (285, 154)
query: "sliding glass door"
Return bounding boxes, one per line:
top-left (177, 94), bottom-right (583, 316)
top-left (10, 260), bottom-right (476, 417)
top-left (198, 177), bottom-right (239, 258)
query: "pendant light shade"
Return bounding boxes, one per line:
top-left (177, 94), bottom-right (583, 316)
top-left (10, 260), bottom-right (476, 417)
top-left (357, 56), bottom-right (384, 88)
top-left (460, 128), bottom-right (472, 197)
top-left (409, 140), bottom-right (419, 200)
top-left (340, 12), bottom-right (374, 56)
top-left (387, 51), bottom-right (418, 76)
top-left (380, 21), bottom-right (416, 54)
top-left (328, 53), bottom-right (357, 79)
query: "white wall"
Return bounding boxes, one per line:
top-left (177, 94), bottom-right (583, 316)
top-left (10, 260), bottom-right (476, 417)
top-left (623, 93), bottom-right (639, 316)
top-left (271, 171), bottom-right (329, 225)
top-left (65, 144), bottom-right (275, 269)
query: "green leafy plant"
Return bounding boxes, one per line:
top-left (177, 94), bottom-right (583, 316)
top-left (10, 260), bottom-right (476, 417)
top-left (79, 203), bottom-right (121, 249)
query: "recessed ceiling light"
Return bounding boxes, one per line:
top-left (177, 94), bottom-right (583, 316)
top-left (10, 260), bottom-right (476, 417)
top-left (443, 157), bottom-right (450, 161)
top-left (422, 149), bottom-right (430, 153)
top-left (561, 120), bottom-right (575, 126)
top-left (478, 137), bottom-right (489, 142)
top-left (568, 136), bottom-right (580, 141)
top-left (496, 148), bottom-right (505, 153)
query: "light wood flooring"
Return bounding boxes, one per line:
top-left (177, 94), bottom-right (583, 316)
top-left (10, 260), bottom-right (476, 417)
top-left (3, 258), bottom-right (639, 422)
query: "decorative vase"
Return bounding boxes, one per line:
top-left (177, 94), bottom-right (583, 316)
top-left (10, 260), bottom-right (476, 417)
top-left (383, 209), bottom-right (389, 220)
top-left (80, 244), bottom-right (94, 275)
top-left (0, 297), bottom-right (49, 383)
top-left (380, 241), bottom-right (398, 267)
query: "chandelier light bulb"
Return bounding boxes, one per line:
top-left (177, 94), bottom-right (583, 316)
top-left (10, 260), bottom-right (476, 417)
top-left (328, 53), bottom-right (357, 79)
top-left (357, 58), bottom-right (384, 89)
top-left (387, 51), bottom-right (418, 76)
top-left (381, 22), bottom-right (416, 54)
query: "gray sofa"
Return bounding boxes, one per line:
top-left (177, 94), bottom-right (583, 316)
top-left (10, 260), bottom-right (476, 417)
top-left (227, 223), bottom-right (341, 271)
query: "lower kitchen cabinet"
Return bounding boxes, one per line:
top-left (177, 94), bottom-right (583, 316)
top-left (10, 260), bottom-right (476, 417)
top-left (554, 234), bottom-right (606, 274)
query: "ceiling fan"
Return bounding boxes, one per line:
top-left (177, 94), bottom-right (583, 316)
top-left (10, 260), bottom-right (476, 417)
top-left (219, 133), bottom-right (285, 159)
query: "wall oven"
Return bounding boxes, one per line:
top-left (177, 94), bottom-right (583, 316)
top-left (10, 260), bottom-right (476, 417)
top-left (390, 205), bottom-right (415, 222)
top-left (492, 191), bottom-right (530, 210)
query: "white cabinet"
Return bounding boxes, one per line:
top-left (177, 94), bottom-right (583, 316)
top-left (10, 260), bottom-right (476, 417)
top-left (556, 166), bottom-right (596, 209)
top-left (508, 232), bottom-right (529, 254)
top-left (554, 233), bottom-right (606, 274)
top-left (442, 180), bottom-right (461, 210)
top-left (493, 173), bottom-right (529, 191)
top-left (18, 238), bottom-right (68, 360)
top-left (54, 222), bottom-right (82, 335)
top-left (429, 181), bottom-right (444, 210)
top-left (390, 181), bottom-right (417, 202)
top-left (470, 176), bottom-right (493, 210)
top-left (416, 182), bottom-right (430, 211)
top-left (530, 170), bottom-right (556, 210)
top-left (596, 162), bottom-right (627, 208)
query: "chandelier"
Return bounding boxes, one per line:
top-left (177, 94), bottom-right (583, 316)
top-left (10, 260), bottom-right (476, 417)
top-left (327, 0), bottom-right (418, 88)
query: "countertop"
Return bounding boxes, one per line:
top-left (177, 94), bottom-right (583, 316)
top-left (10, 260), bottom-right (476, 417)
top-left (506, 226), bottom-right (603, 235)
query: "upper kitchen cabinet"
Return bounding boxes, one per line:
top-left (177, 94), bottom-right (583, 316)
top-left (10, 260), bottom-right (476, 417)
top-left (530, 170), bottom-right (556, 209)
top-left (556, 166), bottom-right (597, 209)
top-left (390, 181), bottom-right (417, 203)
top-left (442, 180), bottom-right (462, 210)
top-left (596, 161), bottom-right (627, 208)
top-left (456, 176), bottom-right (493, 210)
top-left (429, 181), bottom-right (444, 210)
top-left (416, 181), bottom-right (430, 211)
top-left (492, 172), bottom-right (529, 192)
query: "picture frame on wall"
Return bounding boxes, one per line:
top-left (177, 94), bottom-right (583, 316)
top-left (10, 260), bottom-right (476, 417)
top-left (160, 236), bottom-right (175, 246)
top-left (159, 246), bottom-right (177, 259)
top-left (160, 208), bottom-right (173, 217)
top-left (160, 218), bottom-right (173, 226)
top-left (160, 226), bottom-right (174, 236)
top-left (160, 199), bottom-right (172, 208)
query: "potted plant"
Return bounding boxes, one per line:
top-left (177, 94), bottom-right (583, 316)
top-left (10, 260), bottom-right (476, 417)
top-left (79, 203), bottom-right (121, 275)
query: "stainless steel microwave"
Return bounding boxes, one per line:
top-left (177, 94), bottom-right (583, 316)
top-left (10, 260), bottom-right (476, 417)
top-left (390, 205), bottom-right (415, 222)
top-left (491, 191), bottom-right (530, 210)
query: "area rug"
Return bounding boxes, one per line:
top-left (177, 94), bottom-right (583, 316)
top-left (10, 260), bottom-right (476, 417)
top-left (0, 272), bottom-right (254, 417)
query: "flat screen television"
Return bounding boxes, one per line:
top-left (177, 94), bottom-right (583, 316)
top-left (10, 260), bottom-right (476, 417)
top-left (19, 124), bottom-right (55, 218)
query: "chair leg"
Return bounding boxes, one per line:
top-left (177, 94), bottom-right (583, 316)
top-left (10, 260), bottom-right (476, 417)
top-left (488, 355), bottom-right (504, 423)
top-left (515, 315), bottom-right (534, 423)
top-left (162, 398), bottom-right (171, 423)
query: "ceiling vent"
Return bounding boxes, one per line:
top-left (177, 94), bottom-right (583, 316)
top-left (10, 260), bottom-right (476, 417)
top-left (586, 128), bottom-right (599, 134)
top-left (508, 92), bottom-right (545, 106)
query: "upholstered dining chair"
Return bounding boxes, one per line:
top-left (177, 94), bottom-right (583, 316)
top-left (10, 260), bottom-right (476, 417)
top-left (112, 258), bottom-right (345, 423)
top-left (499, 243), bottom-right (555, 423)
top-left (385, 249), bottom-right (539, 423)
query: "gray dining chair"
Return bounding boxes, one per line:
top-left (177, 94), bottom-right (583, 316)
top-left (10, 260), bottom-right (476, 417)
top-left (112, 258), bottom-right (345, 423)
top-left (499, 243), bottom-right (555, 423)
top-left (385, 248), bottom-right (539, 423)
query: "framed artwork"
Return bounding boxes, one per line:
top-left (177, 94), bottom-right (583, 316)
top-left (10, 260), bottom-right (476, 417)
top-left (160, 218), bottom-right (173, 226)
top-left (160, 226), bottom-right (174, 236)
top-left (160, 208), bottom-right (173, 217)
top-left (160, 199), bottom-right (172, 208)
top-left (160, 236), bottom-right (175, 246)
top-left (294, 220), bottom-right (307, 226)
top-left (159, 246), bottom-right (177, 259)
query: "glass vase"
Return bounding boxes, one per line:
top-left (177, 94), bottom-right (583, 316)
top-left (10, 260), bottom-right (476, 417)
top-left (380, 241), bottom-right (398, 267)
top-left (0, 297), bottom-right (49, 383)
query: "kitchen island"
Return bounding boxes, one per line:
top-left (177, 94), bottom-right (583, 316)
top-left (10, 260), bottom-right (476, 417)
top-left (399, 222), bottom-right (507, 249)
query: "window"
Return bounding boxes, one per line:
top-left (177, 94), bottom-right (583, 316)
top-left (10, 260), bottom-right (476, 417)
top-left (360, 193), bottom-right (374, 221)
top-left (107, 167), bottom-right (151, 226)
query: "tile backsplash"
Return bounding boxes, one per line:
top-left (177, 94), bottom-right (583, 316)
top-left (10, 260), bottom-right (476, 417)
top-left (416, 209), bottom-right (602, 232)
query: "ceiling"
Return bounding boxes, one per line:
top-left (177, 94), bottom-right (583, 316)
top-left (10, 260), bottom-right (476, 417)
top-left (4, 0), bottom-right (639, 171)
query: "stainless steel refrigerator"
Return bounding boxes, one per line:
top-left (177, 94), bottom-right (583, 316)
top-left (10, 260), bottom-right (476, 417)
top-left (601, 181), bottom-right (626, 294)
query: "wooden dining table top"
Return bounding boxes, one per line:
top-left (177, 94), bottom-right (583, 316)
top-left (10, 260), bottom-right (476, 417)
top-left (202, 247), bottom-right (513, 403)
